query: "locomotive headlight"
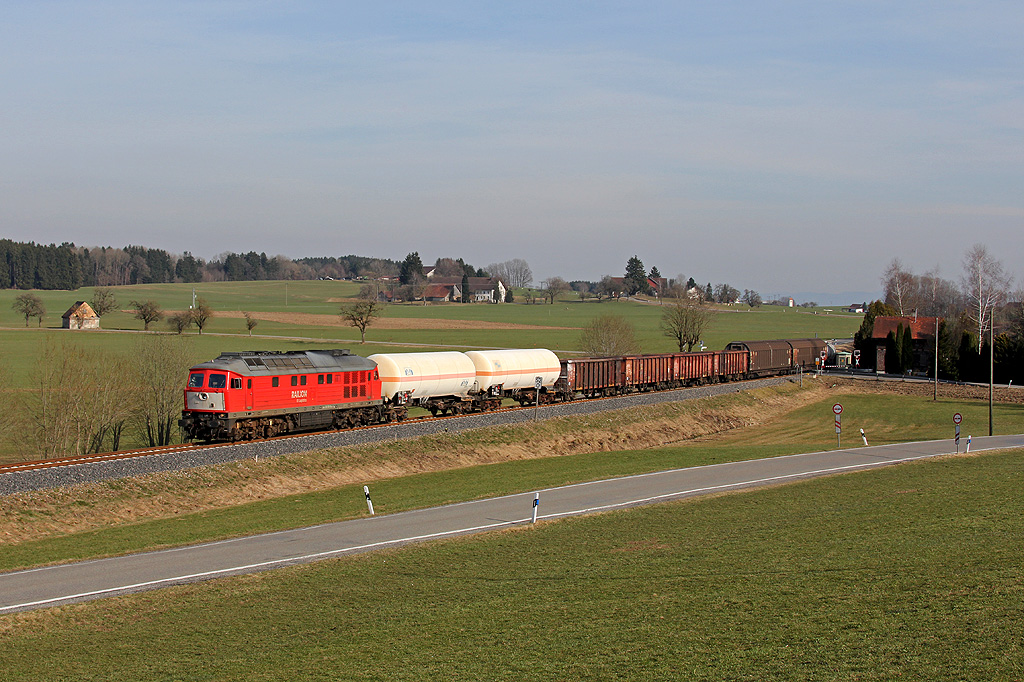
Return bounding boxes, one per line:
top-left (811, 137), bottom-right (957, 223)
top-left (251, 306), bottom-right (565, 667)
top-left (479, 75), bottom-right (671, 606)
top-left (198, 393), bottom-right (208, 401)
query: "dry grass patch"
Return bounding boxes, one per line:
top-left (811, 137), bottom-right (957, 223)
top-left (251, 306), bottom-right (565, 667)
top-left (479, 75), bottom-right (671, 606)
top-left (215, 310), bottom-right (571, 330)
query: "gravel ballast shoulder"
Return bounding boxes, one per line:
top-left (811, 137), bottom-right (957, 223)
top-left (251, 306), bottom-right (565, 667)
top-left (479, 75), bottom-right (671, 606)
top-left (0, 377), bottom-right (793, 496)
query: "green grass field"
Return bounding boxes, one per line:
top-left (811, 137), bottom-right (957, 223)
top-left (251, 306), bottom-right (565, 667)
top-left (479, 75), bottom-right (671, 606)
top-left (2, 446), bottom-right (1021, 680)
top-left (0, 280), bottom-right (861, 381)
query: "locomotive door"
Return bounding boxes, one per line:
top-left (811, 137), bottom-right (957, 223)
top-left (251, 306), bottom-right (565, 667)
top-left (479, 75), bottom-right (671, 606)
top-left (246, 379), bottom-right (253, 410)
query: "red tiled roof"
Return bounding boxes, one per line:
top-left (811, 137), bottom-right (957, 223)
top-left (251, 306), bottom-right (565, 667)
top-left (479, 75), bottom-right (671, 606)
top-left (871, 316), bottom-right (941, 340)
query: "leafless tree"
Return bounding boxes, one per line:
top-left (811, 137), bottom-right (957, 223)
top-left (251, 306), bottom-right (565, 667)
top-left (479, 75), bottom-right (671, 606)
top-left (579, 314), bottom-right (640, 356)
top-left (541, 277), bottom-right (570, 305)
top-left (661, 296), bottom-right (716, 352)
top-left (340, 295), bottom-right (385, 343)
top-left (486, 258), bottom-right (533, 288)
top-left (714, 283), bottom-right (740, 304)
top-left (19, 339), bottom-right (134, 457)
top-left (961, 243), bottom-right (1013, 351)
top-left (596, 275), bottom-right (618, 302)
top-left (130, 299), bottom-right (163, 331)
top-left (168, 311), bottom-right (192, 334)
top-left (132, 336), bottom-right (196, 446)
top-left (243, 311), bottom-right (258, 336)
top-left (881, 258), bottom-right (919, 316)
top-left (190, 297), bottom-right (213, 334)
top-left (89, 287), bottom-right (118, 317)
top-left (12, 293), bottom-right (45, 327)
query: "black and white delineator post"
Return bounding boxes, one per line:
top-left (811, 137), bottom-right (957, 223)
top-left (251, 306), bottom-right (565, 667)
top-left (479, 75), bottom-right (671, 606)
top-left (860, 428), bottom-right (868, 446)
top-left (364, 485), bottom-right (374, 516)
top-left (532, 493), bottom-right (539, 524)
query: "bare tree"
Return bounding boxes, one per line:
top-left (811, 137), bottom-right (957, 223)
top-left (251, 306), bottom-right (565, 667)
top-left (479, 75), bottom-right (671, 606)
top-left (168, 311), bottom-right (192, 334)
top-left (742, 290), bottom-right (762, 308)
top-left (962, 244), bottom-right (1012, 352)
top-left (12, 293), bottom-right (45, 327)
top-left (541, 277), bottom-right (570, 305)
top-left (881, 258), bottom-right (919, 316)
top-left (340, 295), bottom-right (385, 343)
top-left (661, 297), bottom-right (716, 352)
top-left (190, 297), bottom-right (213, 334)
top-left (243, 311), bottom-right (258, 336)
top-left (579, 314), bottom-right (640, 356)
top-left (714, 283), bottom-right (740, 304)
top-left (89, 287), bottom-right (118, 317)
top-left (130, 299), bottom-right (163, 331)
top-left (132, 336), bottom-right (196, 447)
top-left (487, 258), bottom-right (533, 288)
top-left (596, 275), bottom-right (618, 301)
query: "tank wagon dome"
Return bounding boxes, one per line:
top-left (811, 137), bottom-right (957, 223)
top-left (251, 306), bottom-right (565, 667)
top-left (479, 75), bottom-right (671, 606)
top-left (368, 351), bottom-right (477, 399)
top-left (465, 348), bottom-right (560, 391)
top-left (189, 349), bottom-right (376, 376)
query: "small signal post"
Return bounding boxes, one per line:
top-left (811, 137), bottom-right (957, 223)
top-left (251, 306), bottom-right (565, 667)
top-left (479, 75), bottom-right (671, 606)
top-left (833, 403), bottom-right (843, 448)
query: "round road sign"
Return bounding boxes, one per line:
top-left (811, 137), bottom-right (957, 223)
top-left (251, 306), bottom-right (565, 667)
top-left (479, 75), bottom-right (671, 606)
top-left (832, 403), bottom-right (843, 415)
top-left (953, 413), bottom-right (962, 425)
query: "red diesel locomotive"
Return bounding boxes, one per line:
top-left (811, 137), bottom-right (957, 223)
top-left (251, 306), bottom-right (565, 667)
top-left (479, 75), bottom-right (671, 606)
top-left (179, 349), bottom-right (386, 442)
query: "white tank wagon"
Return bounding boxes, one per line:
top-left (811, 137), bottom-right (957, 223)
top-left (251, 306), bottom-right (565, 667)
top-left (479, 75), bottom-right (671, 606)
top-left (465, 349), bottom-right (562, 405)
top-left (368, 351), bottom-right (479, 417)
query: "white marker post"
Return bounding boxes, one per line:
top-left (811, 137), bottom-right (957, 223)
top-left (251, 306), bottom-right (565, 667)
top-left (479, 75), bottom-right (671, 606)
top-left (532, 493), bottom-right (539, 524)
top-left (860, 428), bottom-right (868, 446)
top-left (966, 435), bottom-right (971, 453)
top-left (534, 376), bottom-right (542, 420)
top-left (833, 403), bottom-right (843, 448)
top-left (363, 485), bottom-right (374, 516)
top-left (953, 413), bottom-right (962, 454)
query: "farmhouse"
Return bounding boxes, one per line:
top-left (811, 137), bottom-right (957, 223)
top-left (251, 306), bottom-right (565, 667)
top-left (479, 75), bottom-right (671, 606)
top-left (429, 277), bottom-right (506, 303)
top-left (871, 315), bottom-right (941, 374)
top-left (62, 301), bottom-right (100, 330)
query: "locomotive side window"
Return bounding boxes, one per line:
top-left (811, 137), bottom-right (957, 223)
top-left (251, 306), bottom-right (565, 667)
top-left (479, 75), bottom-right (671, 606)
top-left (291, 376), bottom-right (298, 386)
top-left (317, 375), bottom-right (324, 385)
top-left (272, 377), bottom-right (279, 387)
top-left (300, 375), bottom-right (307, 386)
top-left (327, 375), bottom-right (333, 384)
top-left (231, 378), bottom-right (242, 389)
top-left (188, 373), bottom-right (204, 388)
top-left (209, 374), bottom-right (227, 389)
top-left (247, 379), bottom-right (252, 389)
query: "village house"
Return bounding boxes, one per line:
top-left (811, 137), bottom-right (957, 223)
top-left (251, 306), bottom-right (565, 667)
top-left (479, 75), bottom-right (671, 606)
top-left (61, 301), bottom-right (100, 330)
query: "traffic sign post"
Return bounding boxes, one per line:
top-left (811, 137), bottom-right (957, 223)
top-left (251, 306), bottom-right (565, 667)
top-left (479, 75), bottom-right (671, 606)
top-left (833, 403), bottom-right (843, 448)
top-left (953, 413), bottom-right (962, 453)
top-left (534, 376), bottom-right (542, 419)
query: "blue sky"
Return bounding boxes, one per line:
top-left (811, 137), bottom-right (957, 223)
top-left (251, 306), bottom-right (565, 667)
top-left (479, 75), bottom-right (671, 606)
top-left (2, 1), bottom-right (1022, 297)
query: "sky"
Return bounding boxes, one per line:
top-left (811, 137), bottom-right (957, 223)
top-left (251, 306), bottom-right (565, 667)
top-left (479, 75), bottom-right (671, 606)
top-left (2, 1), bottom-right (1022, 301)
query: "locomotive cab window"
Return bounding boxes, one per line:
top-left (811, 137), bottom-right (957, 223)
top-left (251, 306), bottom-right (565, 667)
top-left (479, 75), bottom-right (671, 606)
top-left (188, 373), bottom-right (204, 388)
top-left (231, 378), bottom-right (242, 389)
top-left (208, 374), bottom-right (227, 389)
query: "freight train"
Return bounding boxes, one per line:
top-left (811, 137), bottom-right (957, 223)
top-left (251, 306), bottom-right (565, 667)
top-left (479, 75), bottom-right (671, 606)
top-left (179, 339), bottom-right (827, 442)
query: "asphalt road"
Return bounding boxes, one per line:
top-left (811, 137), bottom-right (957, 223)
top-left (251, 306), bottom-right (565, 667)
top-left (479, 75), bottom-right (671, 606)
top-left (3, 434), bottom-right (1023, 614)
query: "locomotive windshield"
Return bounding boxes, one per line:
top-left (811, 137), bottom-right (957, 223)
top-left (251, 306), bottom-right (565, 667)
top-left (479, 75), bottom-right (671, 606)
top-left (208, 374), bottom-right (227, 389)
top-left (188, 373), bottom-right (204, 388)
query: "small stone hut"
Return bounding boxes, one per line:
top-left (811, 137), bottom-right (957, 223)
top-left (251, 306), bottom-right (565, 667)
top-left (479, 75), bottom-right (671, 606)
top-left (62, 301), bottom-right (100, 330)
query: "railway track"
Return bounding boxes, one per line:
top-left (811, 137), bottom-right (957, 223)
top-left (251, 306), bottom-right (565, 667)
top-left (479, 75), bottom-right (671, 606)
top-left (0, 376), bottom-right (794, 496)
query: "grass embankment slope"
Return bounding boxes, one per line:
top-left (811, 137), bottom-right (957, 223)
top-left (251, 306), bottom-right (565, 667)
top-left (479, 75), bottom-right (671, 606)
top-left (1, 381), bottom-right (1023, 680)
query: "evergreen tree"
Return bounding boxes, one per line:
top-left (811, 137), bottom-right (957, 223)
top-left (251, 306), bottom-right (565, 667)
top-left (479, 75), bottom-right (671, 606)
top-left (705, 283), bottom-right (713, 301)
top-left (623, 256), bottom-right (648, 295)
top-left (461, 273), bottom-right (470, 303)
top-left (399, 252), bottom-right (423, 286)
top-left (901, 323), bottom-right (915, 372)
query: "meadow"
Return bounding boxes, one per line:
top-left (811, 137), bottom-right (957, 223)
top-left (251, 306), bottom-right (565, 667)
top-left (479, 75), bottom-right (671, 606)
top-left (1, 389), bottom-right (1021, 680)
top-left (0, 279), bottom-right (862, 384)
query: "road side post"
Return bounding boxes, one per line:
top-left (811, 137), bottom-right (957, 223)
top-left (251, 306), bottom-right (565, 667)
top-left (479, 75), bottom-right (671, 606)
top-left (364, 485), bottom-right (374, 516)
top-left (532, 493), bottom-right (539, 524)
